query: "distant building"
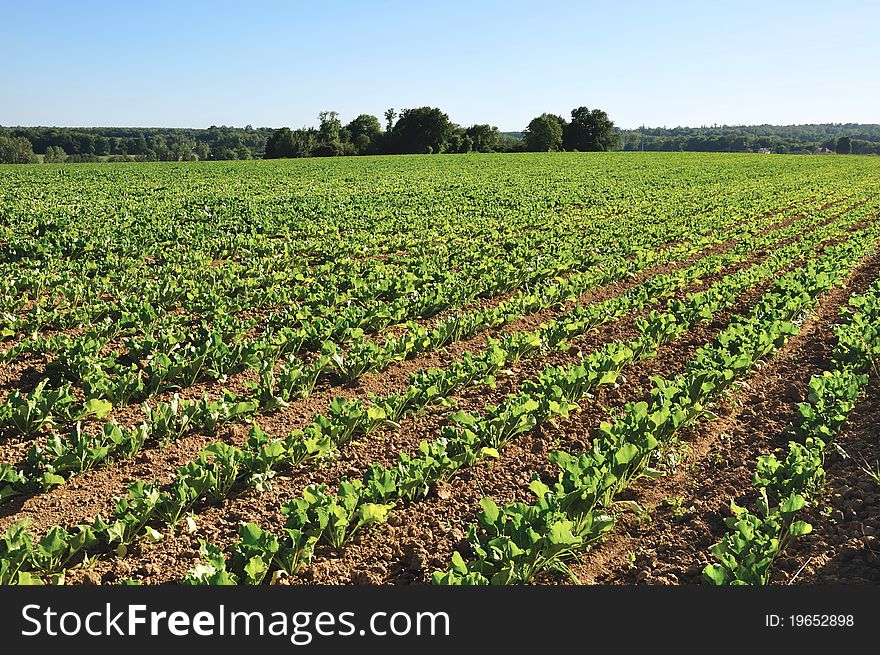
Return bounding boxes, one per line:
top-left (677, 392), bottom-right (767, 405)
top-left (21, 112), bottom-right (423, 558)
top-left (816, 147), bottom-right (834, 154)
top-left (757, 147), bottom-right (772, 154)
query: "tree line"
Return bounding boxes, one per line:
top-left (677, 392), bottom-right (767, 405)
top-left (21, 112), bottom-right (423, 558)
top-left (2, 114), bottom-right (879, 163)
top-left (264, 106), bottom-right (617, 158)
top-left (0, 106), bottom-right (617, 163)
top-left (616, 123), bottom-right (880, 155)
top-left (0, 125), bottom-right (273, 164)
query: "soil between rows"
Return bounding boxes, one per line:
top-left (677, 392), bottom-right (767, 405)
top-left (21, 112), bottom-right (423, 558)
top-left (72, 231), bottom-right (811, 585)
top-left (283, 229), bottom-right (880, 587)
top-left (786, 373), bottom-right (880, 584)
top-left (0, 201), bottom-right (868, 586)
top-left (555, 248), bottom-right (880, 585)
top-left (0, 192), bottom-right (830, 412)
top-left (0, 194), bottom-right (847, 491)
top-left (0, 207), bottom-right (785, 531)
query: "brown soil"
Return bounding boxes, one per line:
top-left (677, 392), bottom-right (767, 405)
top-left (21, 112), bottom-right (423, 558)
top-left (0, 197), bottom-right (872, 587)
top-left (784, 374), bottom-right (880, 583)
top-left (72, 236), bottom-right (801, 585)
top-left (1, 213), bottom-right (769, 533)
top-left (560, 249), bottom-right (880, 585)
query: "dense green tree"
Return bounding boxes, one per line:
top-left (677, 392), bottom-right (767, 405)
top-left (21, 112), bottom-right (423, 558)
top-left (93, 135), bottom-right (110, 156)
top-left (836, 136), bottom-right (852, 154)
top-left (211, 147), bottom-right (237, 160)
top-left (524, 114), bottom-right (565, 151)
top-left (466, 124), bottom-right (500, 152)
top-left (266, 127), bottom-right (293, 158)
top-left (447, 124), bottom-right (470, 153)
top-left (389, 107), bottom-right (452, 154)
top-left (194, 142), bottom-right (210, 160)
top-left (4, 117), bottom-right (877, 163)
top-left (613, 124), bottom-right (880, 154)
top-left (312, 111), bottom-right (344, 156)
top-left (0, 136), bottom-right (38, 163)
top-left (150, 135), bottom-right (170, 161)
top-left (384, 108), bottom-right (397, 132)
top-left (266, 127), bottom-right (319, 158)
top-left (131, 134), bottom-right (149, 155)
top-left (317, 111), bottom-right (341, 142)
top-left (563, 106), bottom-right (618, 151)
top-left (346, 114), bottom-right (382, 154)
top-left (496, 132), bottom-right (526, 152)
top-left (43, 145), bottom-right (67, 163)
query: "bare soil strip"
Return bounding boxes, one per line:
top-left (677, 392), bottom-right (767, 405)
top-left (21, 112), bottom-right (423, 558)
top-left (568, 250), bottom-right (880, 585)
top-left (81, 243), bottom-right (800, 585)
top-left (1, 207), bottom-right (804, 529)
top-left (0, 205), bottom-right (866, 585)
top-left (783, 374), bottom-right (880, 584)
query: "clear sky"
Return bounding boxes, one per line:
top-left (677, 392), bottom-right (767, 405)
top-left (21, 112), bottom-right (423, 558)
top-left (3, 0), bottom-right (878, 131)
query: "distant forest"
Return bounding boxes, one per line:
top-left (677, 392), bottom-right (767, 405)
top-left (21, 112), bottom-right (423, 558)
top-left (1, 112), bottom-right (878, 163)
top-left (616, 123), bottom-right (880, 155)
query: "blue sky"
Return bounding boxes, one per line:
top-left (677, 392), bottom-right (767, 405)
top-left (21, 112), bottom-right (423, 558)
top-left (3, 0), bottom-right (878, 130)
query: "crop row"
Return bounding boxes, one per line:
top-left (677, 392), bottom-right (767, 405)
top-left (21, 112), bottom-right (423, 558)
top-left (4, 155), bottom-right (845, 341)
top-left (0, 204), bottom-right (856, 583)
top-left (0, 198), bottom-right (860, 506)
top-left (1, 187), bottom-right (825, 429)
top-left (429, 223), bottom-right (880, 584)
top-left (703, 271), bottom-right (880, 584)
top-left (4, 160), bottom-right (808, 345)
top-left (174, 213), bottom-right (880, 584)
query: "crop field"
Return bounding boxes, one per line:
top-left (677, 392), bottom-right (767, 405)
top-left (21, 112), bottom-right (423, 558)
top-left (1, 152), bottom-right (879, 586)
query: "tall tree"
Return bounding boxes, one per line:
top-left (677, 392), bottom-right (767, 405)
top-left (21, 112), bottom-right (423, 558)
top-left (265, 127), bottom-right (294, 158)
top-left (563, 106), bottom-right (618, 151)
top-left (346, 114), bottom-right (382, 154)
top-left (389, 107), bottom-right (452, 154)
top-left (317, 111), bottom-right (341, 144)
top-left (313, 111), bottom-right (344, 156)
top-left (466, 124), bottom-right (500, 152)
top-left (835, 136), bottom-right (852, 154)
top-left (524, 114), bottom-right (565, 151)
top-left (0, 136), bottom-right (38, 163)
top-left (43, 145), bottom-right (67, 163)
top-left (384, 108), bottom-right (397, 132)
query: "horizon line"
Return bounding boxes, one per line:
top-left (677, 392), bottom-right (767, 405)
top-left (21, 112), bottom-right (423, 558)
top-left (3, 120), bottom-right (879, 133)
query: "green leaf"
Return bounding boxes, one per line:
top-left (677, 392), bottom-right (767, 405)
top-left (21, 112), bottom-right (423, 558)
top-left (528, 479), bottom-right (550, 498)
top-left (788, 520), bottom-right (813, 537)
top-left (357, 502), bottom-right (392, 525)
top-left (478, 498), bottom-right (500, 524)
top-left (77, 398), bottom-right (113, 421)
top-left (449, 411), bottom-right (478, 426)
top-left (547, 520), bottom-right (580, 546)
top-left (244, 556), bottom-right (268, 584)
top-left (144, 527), bottom-right (164, 543)
top-left (16, 572), bottom-right (45, 586)
top-left (614, 443), bottom-right (640, 467)
top-left (779, 494), bottom-right (805, 515)
top-left (450, 551), bottom-right (469, 575)
top-left (703, 564), bottom-right (727, 586)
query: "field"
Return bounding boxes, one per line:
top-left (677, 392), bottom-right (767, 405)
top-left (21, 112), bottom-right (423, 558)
top-left (1, 152), bottom-right (879, 586)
